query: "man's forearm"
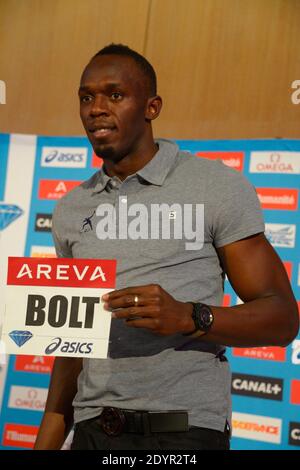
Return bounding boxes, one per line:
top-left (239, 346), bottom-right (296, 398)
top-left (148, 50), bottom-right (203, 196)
top-left (188, 294), bottom-right (299, 347)
top-left (34, 357), bottom-right (82, 450)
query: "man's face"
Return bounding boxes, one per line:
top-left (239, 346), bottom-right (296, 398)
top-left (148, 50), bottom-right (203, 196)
top-left (79, 55), bottom-right (152, 161)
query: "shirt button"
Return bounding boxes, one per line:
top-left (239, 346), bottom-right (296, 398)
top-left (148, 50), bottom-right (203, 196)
top-left (121, 198), bottom-right (127, 203)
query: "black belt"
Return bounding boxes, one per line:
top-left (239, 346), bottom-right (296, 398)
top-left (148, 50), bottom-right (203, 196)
top-left (96, 407), bottom-right (189, 436)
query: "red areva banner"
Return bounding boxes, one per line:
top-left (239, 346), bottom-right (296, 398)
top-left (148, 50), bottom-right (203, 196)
top-left (0, 133), bottom-right (299, 450)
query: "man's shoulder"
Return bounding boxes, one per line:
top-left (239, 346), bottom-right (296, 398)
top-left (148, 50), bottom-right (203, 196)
top-left (157, 139), bottom-right (226, 175)
top-left (176, 149), bottom-right (243, 181)
top-left (174, 150), bottom-right (256, 207)
top-left (53, 171), bottom-right (100, 215)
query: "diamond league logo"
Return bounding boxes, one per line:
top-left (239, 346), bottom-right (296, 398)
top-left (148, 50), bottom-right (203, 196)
top-left (9, 331), bottom-right (33, 347)
top-left (0, 203), bottom-right (23, 231)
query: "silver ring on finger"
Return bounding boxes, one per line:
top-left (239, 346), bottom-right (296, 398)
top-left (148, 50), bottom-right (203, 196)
top-left (134, 295), bottom-right (139, 306)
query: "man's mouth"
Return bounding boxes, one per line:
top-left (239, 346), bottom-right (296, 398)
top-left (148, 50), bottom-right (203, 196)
top-left (89, 126), bottom-right (116, 139)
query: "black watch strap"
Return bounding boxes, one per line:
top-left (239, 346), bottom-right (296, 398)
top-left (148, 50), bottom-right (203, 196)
top-left (184, 302), bottom-right (214, 336)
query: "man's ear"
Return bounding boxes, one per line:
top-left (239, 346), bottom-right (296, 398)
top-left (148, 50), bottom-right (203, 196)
top-left (145, 95), bottom-right (163, 121)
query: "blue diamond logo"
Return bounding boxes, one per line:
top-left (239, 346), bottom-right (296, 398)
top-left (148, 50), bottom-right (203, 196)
top-left (9, 330), bottom-right (33, 347)
top-left (0, 203), bottom-right (23, 231)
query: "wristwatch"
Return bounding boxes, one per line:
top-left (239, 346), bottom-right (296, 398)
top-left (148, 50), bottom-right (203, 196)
top-left (185, 302), bottom-right (214, 336)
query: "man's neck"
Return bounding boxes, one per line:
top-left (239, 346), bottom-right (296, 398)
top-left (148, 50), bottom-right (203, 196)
top-left (103, 140), bottom-right (159, 181)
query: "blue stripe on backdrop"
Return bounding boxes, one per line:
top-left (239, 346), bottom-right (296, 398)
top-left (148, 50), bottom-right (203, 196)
top-left (0, 134), bottom-right (10, 200)
top-left (0, 135), bottom-right (299, 450)
top-left (24, 135), bottom-right (95, 258)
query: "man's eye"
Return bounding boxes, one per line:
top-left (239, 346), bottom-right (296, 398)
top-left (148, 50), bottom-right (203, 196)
top-left (111, 92), bottom-right (122, 100)
top-left (80, 96), bottom-right (92, 103)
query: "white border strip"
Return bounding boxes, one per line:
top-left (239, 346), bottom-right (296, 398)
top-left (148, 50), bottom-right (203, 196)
top-left (0, 134), bottom-right (37, 330)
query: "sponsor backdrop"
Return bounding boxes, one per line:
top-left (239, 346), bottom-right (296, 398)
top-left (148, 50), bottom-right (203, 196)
top-left (0, 133), bottom-right (299, 450)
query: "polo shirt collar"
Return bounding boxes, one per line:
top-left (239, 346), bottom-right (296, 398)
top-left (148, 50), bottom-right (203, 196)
top-left (136, 139), bottom-right (179, 186)
top-left (91, 138), bottom-right (179, 193)
top-left (90, 167), bottom-right (113, 194)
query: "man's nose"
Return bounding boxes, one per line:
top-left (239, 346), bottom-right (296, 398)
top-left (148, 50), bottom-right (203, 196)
top-left (90, 95), bottom-right (109, 116)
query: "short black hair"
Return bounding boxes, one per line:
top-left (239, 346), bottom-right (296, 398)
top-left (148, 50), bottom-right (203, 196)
top-left (92, 44), bottom-right (157, 97)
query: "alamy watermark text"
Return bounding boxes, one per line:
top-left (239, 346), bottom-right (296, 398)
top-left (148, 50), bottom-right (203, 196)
top-left (82, 198), bottom-right (205, 251)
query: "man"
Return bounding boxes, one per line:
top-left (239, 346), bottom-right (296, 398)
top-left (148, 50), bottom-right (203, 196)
top-left (34, 44), bottom-right (298, 450)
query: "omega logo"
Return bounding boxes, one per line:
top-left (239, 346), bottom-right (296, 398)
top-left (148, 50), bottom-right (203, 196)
top-left (28, 389), bottom-right (38, 399)
top-left (270, 153), bottom-right (281, 163)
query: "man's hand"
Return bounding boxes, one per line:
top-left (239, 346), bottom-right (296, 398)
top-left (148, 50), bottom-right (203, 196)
top-left (102, 284), bottom-right (194, 335)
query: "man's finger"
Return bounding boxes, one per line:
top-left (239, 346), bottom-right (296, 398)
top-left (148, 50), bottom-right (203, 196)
top-left (104, 294), bottom-right (159, 310)
top-left (102, 284), bottom-right (162, 302)
top-left (124, 317), bottom-right (160, 331)
top-left (102, 286), bottom-right (148, 301)
top-left (112, 306), bottom-right (158, 319)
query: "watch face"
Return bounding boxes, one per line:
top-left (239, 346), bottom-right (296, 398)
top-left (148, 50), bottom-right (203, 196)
top-left (192, 303), bottom-right (214, 332)
top-left (201, 306), bottom-right (213, 327)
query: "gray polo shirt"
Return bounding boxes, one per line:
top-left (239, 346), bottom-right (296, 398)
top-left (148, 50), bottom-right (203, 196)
top-left (52, 138), bottom-right (264, 432)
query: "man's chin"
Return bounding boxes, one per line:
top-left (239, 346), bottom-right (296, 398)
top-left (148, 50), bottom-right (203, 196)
top-left (93, 144), bottom-right (118, 161)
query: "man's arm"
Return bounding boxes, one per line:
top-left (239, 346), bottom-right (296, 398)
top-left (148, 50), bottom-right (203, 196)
top-left (199, 233), bottom-right (299, 346)
top-left (103, 234), bottom-right (299, 347)
top-left (34, 357), bottom-right (82, 450)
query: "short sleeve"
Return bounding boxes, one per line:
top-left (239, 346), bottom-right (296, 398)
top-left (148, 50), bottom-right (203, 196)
top-left (210, 165), bottom-right (265, 248)
top-left (52, 203), bottom-right (73, 258)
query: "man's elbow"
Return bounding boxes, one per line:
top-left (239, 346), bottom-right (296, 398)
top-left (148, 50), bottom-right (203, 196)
top-left (277, 302), bottom-right (299, 347)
